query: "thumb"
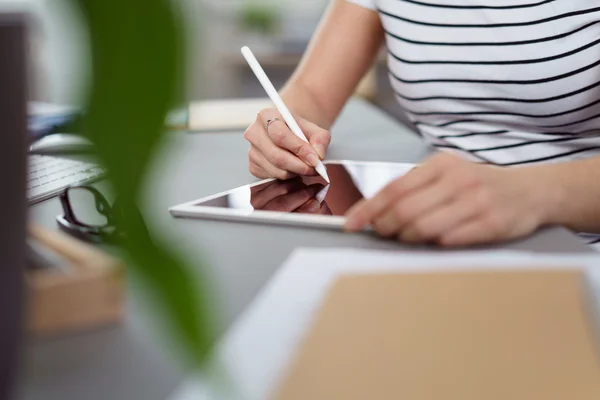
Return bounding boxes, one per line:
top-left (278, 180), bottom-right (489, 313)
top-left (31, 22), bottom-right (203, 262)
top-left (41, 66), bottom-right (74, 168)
top-left (297, 118), bottom-right (331, 160)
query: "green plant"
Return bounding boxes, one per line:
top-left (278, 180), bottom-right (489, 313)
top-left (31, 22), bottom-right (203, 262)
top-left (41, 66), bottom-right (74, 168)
top-left (240, 3), bottom-right (278, 36)
top-left (67, 0), bottom-right (215, 368)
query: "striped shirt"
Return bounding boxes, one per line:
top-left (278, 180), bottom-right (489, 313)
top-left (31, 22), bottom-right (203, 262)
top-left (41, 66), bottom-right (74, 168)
top-left (347, 0), bottom-right (600, 167)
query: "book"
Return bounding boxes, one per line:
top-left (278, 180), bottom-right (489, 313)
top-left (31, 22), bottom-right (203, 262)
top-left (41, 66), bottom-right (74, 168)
top-left (188, 98), bottom-right (272, 131)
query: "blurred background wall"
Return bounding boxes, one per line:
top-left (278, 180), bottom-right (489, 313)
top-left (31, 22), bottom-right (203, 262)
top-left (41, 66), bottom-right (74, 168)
top-left (0, 0), bottom-right (88, 103)
top-left (0, 0), bottom-right (405, 122)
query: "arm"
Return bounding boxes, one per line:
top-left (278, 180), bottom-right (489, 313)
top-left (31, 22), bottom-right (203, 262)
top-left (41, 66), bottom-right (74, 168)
top-left (281, 0), bottom-right (384, 129)
top-left (532, 156), bottom-right (600, 233)
top-left (245, 0), bottom-right (384, 180)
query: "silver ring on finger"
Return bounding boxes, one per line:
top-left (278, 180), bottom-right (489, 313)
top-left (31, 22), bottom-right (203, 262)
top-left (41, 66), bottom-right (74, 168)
top-left (265, 117), bottom-right (282, 135)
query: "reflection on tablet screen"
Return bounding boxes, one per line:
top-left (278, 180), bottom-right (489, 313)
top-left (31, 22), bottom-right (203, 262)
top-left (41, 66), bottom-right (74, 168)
top-left (195, 163), bottom-right (413, 216)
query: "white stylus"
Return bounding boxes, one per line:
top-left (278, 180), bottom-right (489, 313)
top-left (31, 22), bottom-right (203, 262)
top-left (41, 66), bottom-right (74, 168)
top-left (241, 46), bottom-right (330, 183)
top-left (315, 184), bottom-right (330, 205)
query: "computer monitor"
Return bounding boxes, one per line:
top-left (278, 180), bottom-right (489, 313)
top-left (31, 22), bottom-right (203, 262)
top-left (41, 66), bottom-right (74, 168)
top-left (0, 13), bottom-right (28, 399)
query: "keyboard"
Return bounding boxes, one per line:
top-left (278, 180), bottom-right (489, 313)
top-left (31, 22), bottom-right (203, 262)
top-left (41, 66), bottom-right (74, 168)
top-left (28, 155), bottom-right (105, 204)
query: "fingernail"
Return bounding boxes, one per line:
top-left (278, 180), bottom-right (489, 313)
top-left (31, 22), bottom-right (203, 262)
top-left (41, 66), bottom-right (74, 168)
top-left (307, 200), bottom-right (320, 213)
top-left (306, 152), bottom-right (320, 167)
top-left (315, 145), bottom-right (326, 159)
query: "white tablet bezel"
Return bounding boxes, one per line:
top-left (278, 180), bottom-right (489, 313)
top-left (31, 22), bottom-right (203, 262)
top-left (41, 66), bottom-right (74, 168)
top-left (169, 160), bottom-right (415, 230)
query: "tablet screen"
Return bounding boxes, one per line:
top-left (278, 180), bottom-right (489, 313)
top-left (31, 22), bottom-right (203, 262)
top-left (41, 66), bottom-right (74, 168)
top-left (194, 162), bottom-right (414, 216)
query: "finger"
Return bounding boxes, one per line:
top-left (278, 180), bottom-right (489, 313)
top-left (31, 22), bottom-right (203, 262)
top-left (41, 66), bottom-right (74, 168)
top-left (298, 118), bottom-right (331, 160)
top-left (295, 198), bottom-right (322, 214)
top-left (248, 146), bottom-right (300, 180)
top-left (248, 145), bottom-right (280, 180)
top-left (251, 178), bottom-right (279, 197)
top-left (318, 202), bottom-right (333, 215)
top-left (343, 199), bottom-right (366, 230)
top-left (371, 179), bottom-right (456, 237)
top-left (437, 218), bottom-right (499, 247)
top-left (391, 168), bottom-right (484, 231)
top-left (251, 178), bottom-right (307, 209)
top-left (258, 110), bottom-right (322, 168)
top-left (345, 164), bottom-right (441, 232)
top-left (248, 160), bottom-right (270, 180)
top-left (295, 198), bottom-right (333, 215)
top-left (399, 194), bottom-right (483, 243)
top-left (372, 212), bottom-right (400, 238)
top-left (263, 183), bottom-right (324, 212)
top-left (250, 136), bottom-right (316, 177)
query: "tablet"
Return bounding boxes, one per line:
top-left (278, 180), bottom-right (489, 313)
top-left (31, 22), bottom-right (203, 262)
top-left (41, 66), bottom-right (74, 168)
top-left (169, 160), bottom-right (415, 229)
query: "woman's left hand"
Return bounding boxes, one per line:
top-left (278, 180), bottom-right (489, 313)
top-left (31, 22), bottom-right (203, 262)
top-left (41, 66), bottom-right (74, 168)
top-left (345, 153), bottom-right (553, 247)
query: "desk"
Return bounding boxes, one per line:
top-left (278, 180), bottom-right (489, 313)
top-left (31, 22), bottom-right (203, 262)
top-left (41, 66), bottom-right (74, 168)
top-left (18, 98), bottom-right (591, 400)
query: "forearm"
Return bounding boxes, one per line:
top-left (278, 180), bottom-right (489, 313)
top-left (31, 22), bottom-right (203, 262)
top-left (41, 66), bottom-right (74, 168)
top-left (279, 0), bottom-right (383, 131)
top-left (527, 156), bottom-right (600, 233)
top-left (281, 80), bottom-right (334, 130)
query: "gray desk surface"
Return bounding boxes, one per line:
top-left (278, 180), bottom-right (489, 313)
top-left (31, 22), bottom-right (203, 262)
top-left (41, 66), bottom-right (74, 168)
top-left (18, 98), bottom-right (591, 400)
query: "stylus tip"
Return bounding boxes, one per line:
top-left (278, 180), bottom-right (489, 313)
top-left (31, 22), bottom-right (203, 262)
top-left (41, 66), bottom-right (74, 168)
top-left (315, 162), bottom-right (330, 183)
top-left (315, 184), bottom-right (330, 204)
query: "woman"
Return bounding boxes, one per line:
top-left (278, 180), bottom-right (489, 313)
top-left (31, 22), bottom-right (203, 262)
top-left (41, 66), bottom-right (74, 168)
top-left (243, 0), bottom-right (600, 247)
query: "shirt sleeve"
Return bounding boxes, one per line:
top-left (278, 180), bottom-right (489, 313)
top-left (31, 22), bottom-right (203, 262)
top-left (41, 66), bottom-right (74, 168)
top-left (345, 0), bottom-right (376, 10)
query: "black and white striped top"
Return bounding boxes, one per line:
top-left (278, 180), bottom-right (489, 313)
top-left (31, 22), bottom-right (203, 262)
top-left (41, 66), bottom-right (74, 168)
top-left (347, 0), bottom-right (600, 166)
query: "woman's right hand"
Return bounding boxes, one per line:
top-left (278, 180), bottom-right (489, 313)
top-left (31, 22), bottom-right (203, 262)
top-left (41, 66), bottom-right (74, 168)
top-left (244, 108), bottom-right (331, 180)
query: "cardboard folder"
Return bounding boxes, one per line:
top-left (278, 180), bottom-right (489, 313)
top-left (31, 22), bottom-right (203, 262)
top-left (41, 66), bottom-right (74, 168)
top-left (274, 270), bottom-right (600, 400)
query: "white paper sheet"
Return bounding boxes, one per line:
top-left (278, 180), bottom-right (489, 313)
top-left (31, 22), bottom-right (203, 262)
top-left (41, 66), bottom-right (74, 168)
top-left (169, 249), bottom-right (600, 400)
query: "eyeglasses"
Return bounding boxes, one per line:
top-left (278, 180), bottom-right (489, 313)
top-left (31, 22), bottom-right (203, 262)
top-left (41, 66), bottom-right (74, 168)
top-left (56, 185), bottom-right (123, 244)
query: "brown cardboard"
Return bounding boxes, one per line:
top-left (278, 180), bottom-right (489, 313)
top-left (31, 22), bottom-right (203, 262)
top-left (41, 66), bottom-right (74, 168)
top-left (274, 270), bottom-right (600, 400)
top-left (26, 225), bottom-right (125, 336)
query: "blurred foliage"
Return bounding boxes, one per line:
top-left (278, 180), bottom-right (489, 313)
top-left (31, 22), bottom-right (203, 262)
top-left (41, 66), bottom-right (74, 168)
top-left (239, 2), bottom-right (278, 35)
top-left (68, 0), bottom-right (215, 367)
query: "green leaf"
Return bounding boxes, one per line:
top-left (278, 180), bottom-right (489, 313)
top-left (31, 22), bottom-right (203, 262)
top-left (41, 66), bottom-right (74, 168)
top-left (69, 0), bottom-right (215, 367)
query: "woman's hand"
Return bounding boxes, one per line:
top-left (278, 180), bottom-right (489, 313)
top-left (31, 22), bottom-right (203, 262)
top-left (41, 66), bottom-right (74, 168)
top-left (345, 153), bottom-right (554, 247)
top-left (244, 109), bottom-right (331, 180)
